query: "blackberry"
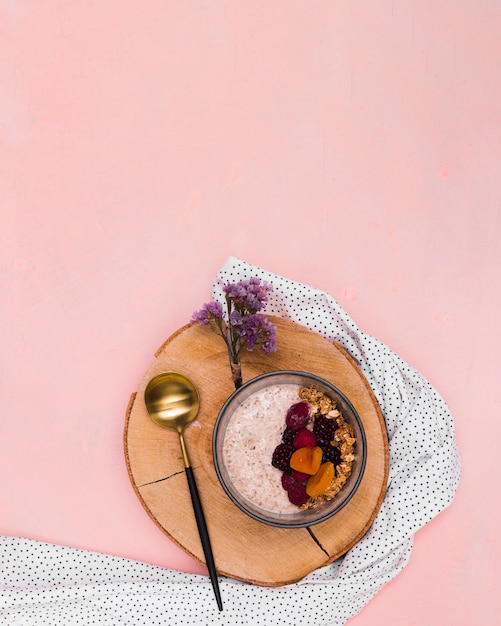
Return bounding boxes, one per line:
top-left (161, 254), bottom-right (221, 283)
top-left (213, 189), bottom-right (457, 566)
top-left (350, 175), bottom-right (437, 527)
top-left (271, 443), bottom-right (294, 471)
top-left (319, 443), bottom-right (341, 466)
top-left (281, 426), bottom-right (295, 445)
top-left (312, 415), bottom-right (336, 441)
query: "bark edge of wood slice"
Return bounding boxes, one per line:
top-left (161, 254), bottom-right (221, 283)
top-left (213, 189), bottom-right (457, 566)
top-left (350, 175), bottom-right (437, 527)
top-left (124, 317), bottom-right (389, 586)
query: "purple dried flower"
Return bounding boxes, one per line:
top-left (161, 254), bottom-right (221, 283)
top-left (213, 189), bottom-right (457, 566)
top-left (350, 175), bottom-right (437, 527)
top-left (190, 300), bottom-right (223, 325)
top-left (260, 317), bottom-right (277, 354)
top-left (223, 282), bottom-right (246, 300)
top-left (232, 313), bottom-right (262, 351)
top-left (228, 309), bottom-right (243, 329)
top-left (223, 277), bottom-right (272, 314)
top-left (231, 313), bottom-right (277, 353)
top-left (205, 301), bottom-right (224, 317)
top-left (191, 277), bottom-right (276, 388)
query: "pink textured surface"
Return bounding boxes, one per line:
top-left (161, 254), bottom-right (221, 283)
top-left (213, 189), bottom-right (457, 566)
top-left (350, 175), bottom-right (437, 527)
top-left (1, 2), bottom-right (499, 624)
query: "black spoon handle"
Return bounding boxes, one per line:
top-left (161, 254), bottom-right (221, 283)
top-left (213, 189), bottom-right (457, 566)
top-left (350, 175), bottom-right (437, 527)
top-left (184, 466), bottom-right (223, 611)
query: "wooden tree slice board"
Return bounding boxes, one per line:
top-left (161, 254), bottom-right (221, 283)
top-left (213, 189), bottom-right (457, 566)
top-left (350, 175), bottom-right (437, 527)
top-left (124, 317), bottom-right (389, 587)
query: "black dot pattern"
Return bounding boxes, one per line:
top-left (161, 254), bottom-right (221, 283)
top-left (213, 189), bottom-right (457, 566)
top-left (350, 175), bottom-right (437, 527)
top-left (0, 257), bottom-right (461, 625)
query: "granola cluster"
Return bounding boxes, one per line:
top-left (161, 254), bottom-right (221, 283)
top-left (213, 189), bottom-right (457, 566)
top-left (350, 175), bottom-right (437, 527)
top-left (297, 386), bottom-right (356, 509)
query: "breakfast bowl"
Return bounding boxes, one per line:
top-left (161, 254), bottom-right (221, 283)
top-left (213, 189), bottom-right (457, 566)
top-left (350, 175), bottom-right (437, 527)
top-left (212, 370), bottom-right (367, 528)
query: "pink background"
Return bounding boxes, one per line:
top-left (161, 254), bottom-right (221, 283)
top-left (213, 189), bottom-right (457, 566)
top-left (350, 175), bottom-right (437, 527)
top-left (1, 2), bottom-right (499, 623)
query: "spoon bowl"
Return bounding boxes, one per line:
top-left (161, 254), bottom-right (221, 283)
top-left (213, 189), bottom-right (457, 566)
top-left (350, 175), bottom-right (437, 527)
top-left (144, 372), bottom-right (222, 611)
top-left (144, 372), bottom-right (199, 432)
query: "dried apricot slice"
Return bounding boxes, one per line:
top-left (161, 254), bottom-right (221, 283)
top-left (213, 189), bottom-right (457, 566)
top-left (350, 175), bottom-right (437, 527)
top-left (289, 446), bottom-right (323, 475)
top-left (306, 461), bottom-right (335, 497)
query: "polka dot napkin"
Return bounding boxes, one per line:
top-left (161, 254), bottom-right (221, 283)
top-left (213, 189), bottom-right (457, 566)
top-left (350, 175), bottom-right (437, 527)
top-left (0, 257), bottom-right (461, 625)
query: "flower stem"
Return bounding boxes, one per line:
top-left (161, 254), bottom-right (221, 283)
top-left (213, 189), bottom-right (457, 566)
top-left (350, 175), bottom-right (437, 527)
top-left (225, 313), bottom-right (242, 389)
top-left (230, 358), bottom-right (242, 389)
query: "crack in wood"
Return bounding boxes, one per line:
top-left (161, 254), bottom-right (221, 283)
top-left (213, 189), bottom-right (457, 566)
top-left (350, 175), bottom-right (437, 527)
top-left (306, 526), bottom-right (330, 557)
top-left (139, 470), bottom-right (184, 487)
top-left (138, 464), bottom-right (205, 488)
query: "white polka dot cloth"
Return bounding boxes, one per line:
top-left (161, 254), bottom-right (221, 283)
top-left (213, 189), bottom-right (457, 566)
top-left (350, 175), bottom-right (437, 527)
top-left (0, 257), bottom-right (461, 625)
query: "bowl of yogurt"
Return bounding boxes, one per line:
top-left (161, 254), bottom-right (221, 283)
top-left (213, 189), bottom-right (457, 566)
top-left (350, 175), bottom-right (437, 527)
top-left (212, 371), bottom-right (367, 528)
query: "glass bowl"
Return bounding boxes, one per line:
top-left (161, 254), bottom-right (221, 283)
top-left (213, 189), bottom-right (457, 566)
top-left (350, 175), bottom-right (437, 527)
top-left (212, 370), bottom-right (367, 528)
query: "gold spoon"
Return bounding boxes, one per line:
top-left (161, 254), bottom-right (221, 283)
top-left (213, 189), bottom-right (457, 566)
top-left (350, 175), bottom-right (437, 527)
top-left (144, 372), bottom-right (223, 611)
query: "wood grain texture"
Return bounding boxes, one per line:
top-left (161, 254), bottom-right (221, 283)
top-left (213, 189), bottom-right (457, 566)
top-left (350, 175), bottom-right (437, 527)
top-left (124, 317), bottom-right (388, 586)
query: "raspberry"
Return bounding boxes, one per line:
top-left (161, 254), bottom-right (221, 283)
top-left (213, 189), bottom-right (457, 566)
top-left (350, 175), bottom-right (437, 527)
top-left (291, 470), bottom-right (310, 484)
top-left (313, 415), bottom-right (336, 441)
top-left (285, 402), bottom-right (311, 432)
top-left (271, 443), bottom-right (294, 471)
top-left (293, 428), bottom-right (318, 449)
top-left (287, 482), bottom-right (309, 506)
top-left (281, 426), bottom-right (295, 445)
top-left (281, 472), bottom-right (296, 491)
